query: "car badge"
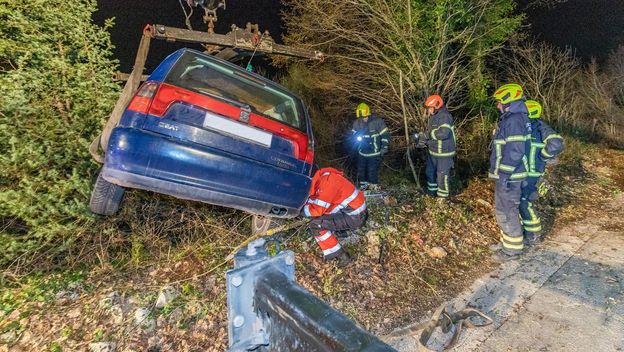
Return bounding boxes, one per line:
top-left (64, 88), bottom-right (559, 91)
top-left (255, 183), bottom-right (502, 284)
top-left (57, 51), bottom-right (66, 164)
top-left (240, 106), bottom-right (251, 123)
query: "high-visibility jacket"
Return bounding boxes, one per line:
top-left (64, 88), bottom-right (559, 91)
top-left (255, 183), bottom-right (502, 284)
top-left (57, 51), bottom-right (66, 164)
top-left (426, 106), bottom-right (456, 157)
top-left (528, 119), bottom-right (564, 178)
top-left (351, 114), bottom-right (390, 157)
top-left (303, 167), bottom-right (367, 217)
top-left (489, 100), bottom-right (532, 182)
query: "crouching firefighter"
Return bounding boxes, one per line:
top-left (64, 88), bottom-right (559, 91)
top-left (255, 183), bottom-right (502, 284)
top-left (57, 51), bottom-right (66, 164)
top-left (520, 100), bottom-right (564, 244)
top-left (351, 103), bottom-right (390, 190)
top-left (489, 83), bottom-right (532, 260)
top-left (423, 95), bottom-right (456, 199)
top-left (302, 167), bottom-right (368, 267)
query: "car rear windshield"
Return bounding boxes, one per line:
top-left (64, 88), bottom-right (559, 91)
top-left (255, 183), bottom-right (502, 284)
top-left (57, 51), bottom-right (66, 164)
top-left (165, 51), bottom-right (305, 131)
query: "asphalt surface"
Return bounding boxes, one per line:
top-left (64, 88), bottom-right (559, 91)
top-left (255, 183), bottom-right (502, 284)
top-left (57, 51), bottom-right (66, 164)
top-left (386, 193), bottom-right (624, 351)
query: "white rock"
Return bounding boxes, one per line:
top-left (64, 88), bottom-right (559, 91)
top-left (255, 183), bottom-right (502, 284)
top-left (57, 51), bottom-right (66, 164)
top-left (366, 231), bottom-right (380, 258)
top-left (88, 342), bottom-right (117, 352)
top-left (134, 308), bottom-right (155, 332)
top-left (155, 286), bottom-right (178, 309)
top-left (428, 246), bottom-right (448, 259)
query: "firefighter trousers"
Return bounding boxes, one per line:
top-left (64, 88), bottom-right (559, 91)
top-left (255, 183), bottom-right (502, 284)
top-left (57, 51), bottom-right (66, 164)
top-left (309, 211), bottom-right (368, 260)
top-left (495, 180), bottom-right (524, 255)
top-left (519, 177), bottom-right (542, 240)
top-left (425, 155), bottom-right (454, 198)
top-left (357, 154), bottom-right (382, 185)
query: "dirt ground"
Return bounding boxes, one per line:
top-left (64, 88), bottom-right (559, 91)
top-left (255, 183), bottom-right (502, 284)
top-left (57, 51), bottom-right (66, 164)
top-left (1, 147), bottom-right (623, 352)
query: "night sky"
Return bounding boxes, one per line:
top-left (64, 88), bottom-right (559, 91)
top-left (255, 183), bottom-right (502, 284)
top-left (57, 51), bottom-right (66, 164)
top-left (94, 0), bottom-right (624, 72)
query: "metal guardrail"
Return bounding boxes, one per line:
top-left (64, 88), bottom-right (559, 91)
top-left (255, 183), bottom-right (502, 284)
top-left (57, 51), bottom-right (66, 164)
top-left (226, 239), bottom-right (397, 351)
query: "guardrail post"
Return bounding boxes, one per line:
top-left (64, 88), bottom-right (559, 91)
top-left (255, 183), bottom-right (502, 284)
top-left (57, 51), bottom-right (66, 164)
top-left (226, 239), bottom-right (396, 351)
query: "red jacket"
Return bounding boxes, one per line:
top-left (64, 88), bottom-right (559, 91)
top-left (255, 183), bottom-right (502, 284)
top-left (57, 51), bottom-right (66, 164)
top-left (303, 167), bottom-right (366, 217)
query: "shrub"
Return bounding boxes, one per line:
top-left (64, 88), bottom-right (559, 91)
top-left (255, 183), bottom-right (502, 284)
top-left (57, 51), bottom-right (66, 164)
top-left (0, 0), bottom-right (119, 268)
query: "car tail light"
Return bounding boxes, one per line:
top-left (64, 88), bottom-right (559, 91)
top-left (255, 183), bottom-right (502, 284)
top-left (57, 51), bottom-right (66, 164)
top-left (303, 139), bottom-right (314, 164)
top-left (127, 81), bottom-right (159, 114)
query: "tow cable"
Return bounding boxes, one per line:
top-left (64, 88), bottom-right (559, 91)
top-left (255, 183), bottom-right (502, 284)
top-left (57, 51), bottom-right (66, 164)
top-left (388, 305), bottom-right (493, 351)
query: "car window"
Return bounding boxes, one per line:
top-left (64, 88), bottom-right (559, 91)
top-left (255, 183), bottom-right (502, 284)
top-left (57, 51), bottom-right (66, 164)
top-left (165, 51), bottom-right (304, 131)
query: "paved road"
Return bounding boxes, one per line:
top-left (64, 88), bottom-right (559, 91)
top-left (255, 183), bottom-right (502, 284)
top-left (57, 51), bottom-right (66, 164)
top-left (387, 194), bottom-right (624, 351)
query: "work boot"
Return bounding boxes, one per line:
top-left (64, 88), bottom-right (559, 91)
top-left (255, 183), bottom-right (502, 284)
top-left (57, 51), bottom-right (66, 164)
top-left (524, 234), bottom-right (542, 246)
top-left (489, 243), bottom-right (503, 252)
top-left (335, 251), bottom-right (352, 268)
top-left (492, 249), bottom-right (520, 262)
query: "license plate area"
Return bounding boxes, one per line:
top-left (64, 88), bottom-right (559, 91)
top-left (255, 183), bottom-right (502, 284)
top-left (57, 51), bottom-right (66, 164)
top-left (203, 111), bottom-right (273, 147)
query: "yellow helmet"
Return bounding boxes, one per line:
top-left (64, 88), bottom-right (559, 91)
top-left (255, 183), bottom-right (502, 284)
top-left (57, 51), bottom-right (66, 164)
top-left (493, 83), bottom-right (524, 105)
top-left (355, 102), bottom-right (371, 118)
top-left (525, 100), bottom-right (542, 119)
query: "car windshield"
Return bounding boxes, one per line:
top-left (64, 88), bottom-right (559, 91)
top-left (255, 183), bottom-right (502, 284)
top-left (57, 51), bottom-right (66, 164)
top-left (165, 51), bottom-right (305, 131)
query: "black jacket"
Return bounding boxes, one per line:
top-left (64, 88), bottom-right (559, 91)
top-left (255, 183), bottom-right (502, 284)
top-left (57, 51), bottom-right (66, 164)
top-left (351, 114), bottom-right (390, 157)
top-left (426, 106), bottom-right (456, 157)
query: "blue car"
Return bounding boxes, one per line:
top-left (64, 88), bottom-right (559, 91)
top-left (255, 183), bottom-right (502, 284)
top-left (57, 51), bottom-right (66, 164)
top-left (89, 48), bottom-right (315, 218)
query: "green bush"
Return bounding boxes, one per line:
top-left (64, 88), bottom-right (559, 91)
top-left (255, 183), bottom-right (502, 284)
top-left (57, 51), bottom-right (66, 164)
top-left (0, 0), bottom-right (119, 268)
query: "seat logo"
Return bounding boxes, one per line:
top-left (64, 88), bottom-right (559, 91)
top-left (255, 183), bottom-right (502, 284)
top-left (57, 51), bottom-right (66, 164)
top-left (158, 122), bottom-right (178, 131)
top-left (240, 106), bottom-right (251, 123)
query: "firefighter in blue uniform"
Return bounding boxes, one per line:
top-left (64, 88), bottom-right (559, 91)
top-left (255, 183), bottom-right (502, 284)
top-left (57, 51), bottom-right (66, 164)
top-left (351, 103), bottom-right (390, 190)
top-left (422, 95), bottom-right (456, 199)
top-left (489, 83), bottom-right (532, 260)
top-left (520, 100), bottom-right (564, 244)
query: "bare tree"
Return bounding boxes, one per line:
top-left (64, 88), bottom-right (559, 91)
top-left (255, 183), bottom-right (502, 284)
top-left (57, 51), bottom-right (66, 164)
top-left (504, 41), bottom-right (624, 145)
top-left (279, 0), bottom-right (521, 132)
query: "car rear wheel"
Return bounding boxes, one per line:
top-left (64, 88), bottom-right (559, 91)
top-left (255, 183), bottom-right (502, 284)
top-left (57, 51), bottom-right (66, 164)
top-left (89, 170), bottom-right (125, 216)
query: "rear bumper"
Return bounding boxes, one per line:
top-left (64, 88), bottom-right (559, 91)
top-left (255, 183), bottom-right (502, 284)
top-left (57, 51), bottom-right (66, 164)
top-left (102, 128), bottom-right (311, 218)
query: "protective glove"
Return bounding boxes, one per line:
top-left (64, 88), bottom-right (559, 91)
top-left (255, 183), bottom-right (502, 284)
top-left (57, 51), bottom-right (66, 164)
top-left (537, 179), bottom-right (550, 197)
top-left (416, 132), bottom-right (428, 149)
top-left (544, 157), bottom-right (558, 166)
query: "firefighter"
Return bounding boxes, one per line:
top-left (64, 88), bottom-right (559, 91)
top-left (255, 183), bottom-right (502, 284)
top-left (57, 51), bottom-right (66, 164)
top-left (520, 100), bottom-right (564, 244)
top-left (302, 167), bottom-right (368, 267)
top-left (422, 95), bottom-right (456, 199)
top-left (351, 103), bottom-right (390, 190)
top-left (489, 83), bottom-right (532, 260)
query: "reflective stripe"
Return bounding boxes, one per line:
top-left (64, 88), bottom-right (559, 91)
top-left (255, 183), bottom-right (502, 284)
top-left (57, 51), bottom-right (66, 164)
top-left (501, 232), bottom-right (523, 244)
top-left (499, 164), bottom-right (516, 172)
top-left (322, 244), bottom-right (342, 257)
top-left (359, 151), bottom-right (381, 157)
top-left (505, 135), bottom-right (527, 142)
top-left (493, 139), bottom-right (506, 145)
top-left (509, 172), bottom-right (528, 179)
top-left (381, 138), bottom-right (389, 143)
top-left (524, 225), bottom-right (542, 232)
top-left (543, 134), bottom-right (563, 143)
top-left (312, 199), bottom-right (330, 208)
top-left (330, 189), bottom-right (360, 214)
top-left (315, 230), bottom-right (333, 242)
top-left (348, 203), bottom-right (367, 215)
top-left (431, 124), bottom-right (453, 141)
top-left (541, 149), bottom-right (553, 158)
top-left (303, 205), bottom-right (311, 217)
top-left (501, 239), bottom-right (524, 250)
top-left (522, 218), bottom-right (540, 225)
top-left (429, 150), bottom-right (455, 157)
top-left (528, 172), bottom-right (543, 178)
top-left (322, 172), bottom-right (331, 176)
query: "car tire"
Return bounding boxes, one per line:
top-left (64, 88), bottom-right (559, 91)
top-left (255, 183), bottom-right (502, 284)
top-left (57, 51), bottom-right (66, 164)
top-left (251, 215), bottom-right (282, 236)
top-left (89, 170), bottom-right (125, 216)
